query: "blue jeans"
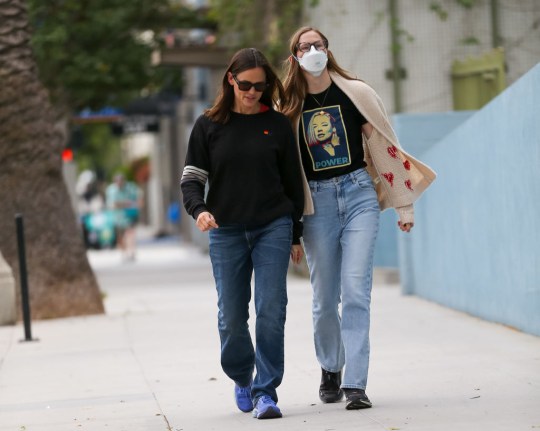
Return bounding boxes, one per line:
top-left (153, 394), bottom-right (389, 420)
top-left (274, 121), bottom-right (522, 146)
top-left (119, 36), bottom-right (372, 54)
top-left (209, 216), bottom-right (292, 403)
top-left (303, 168), bottom-right (380, 390)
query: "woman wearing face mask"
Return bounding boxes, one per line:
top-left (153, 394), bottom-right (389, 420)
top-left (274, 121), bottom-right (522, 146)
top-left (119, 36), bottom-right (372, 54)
top-left (281, 27), bottom-right (436, 410)
top-left (181, 48), bottom-right (304, 419)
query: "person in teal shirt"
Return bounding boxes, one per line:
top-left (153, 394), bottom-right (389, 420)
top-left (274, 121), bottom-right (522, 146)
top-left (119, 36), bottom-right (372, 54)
top-left (106, 173), bottom-right (142, 261)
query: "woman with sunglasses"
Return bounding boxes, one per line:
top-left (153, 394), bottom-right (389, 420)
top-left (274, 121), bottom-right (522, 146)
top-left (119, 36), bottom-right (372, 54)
top-left (181, 48), bottom-right (304, 419)
top-left (281, 27), bottom-right (436, 410)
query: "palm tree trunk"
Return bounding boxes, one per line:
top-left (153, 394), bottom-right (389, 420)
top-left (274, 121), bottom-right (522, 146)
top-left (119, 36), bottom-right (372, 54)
top-left (0, 0), bottom-right (104, 319)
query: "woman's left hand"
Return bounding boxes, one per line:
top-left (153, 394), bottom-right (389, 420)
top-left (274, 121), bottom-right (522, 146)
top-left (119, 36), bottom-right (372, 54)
top-left (291, 244), bottom-right (304, 264)
top-left (398, 221), bottom-right (414, 233)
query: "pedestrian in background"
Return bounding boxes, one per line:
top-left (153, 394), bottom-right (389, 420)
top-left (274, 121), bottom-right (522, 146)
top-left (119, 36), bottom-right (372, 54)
top-left (181, 48), bottom-right (304, 419)
top-left (106, 173), bottom-right (142, 261)
top-left (76, 170), bottom-right (104, 248)
top-left (281, 26), bottom-right (436, 410)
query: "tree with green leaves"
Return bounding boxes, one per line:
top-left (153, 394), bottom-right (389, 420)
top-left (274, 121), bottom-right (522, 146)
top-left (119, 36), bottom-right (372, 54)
top-left (0, 0), bottom-right (213, 319)
top-left (209, 0), bottom-right (304, 67)
top-left (28, 0), bottom-right (213, 112)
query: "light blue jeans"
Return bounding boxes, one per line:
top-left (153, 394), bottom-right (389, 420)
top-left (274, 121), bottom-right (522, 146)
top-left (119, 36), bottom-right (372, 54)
top-left (209, 216), bottom-right (292, 403)
top-left (303, 168), bottom-right (380, 390)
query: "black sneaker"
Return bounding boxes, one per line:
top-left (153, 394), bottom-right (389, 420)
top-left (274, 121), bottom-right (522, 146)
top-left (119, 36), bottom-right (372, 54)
top-left (344, 388), bottom-right (372, 410)
top-left (319, 368), bottom-right (344, 403)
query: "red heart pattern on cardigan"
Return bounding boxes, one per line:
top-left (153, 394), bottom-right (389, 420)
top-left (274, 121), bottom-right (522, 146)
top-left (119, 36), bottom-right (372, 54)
top-left (387, 145), bottom-right (398, 159)
top-left (382, 172), bottom-right (394, 186)
top-left (405, 179), bottom-right (413, 191)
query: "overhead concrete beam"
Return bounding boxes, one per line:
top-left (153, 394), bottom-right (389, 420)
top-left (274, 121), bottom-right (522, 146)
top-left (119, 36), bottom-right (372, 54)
top-left (152, 46), bottom-right (230, 68)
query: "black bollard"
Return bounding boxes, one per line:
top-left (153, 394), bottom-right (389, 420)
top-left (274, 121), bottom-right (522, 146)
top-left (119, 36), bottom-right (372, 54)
top-left (15, 214), bottom-right (36, 342)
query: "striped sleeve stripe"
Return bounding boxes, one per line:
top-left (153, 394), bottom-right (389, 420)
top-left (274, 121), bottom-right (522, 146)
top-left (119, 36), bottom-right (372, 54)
top-left (181, 165), bottom-right (208, 185)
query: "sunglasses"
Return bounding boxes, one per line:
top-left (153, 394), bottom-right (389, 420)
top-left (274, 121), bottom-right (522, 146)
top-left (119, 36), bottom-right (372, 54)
top-left (295, 39), bottom-right (328, 53)
top-left (232, 75), bottom-right (268, 92)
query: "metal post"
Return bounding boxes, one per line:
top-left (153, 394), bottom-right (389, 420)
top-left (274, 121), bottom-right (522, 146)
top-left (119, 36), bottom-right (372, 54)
top-left (389, 0), bottom-right (403, 113)
top-left (15, 214), bottom-right (35, 342)
top-left (490, 0), bottom-right (501, 48)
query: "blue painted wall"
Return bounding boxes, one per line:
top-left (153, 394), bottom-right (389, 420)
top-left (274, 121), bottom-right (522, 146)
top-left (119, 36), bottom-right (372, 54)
top-left (374, 111), bottom-right (474, 268)
top-left (396, 63), bottom-right (540, 337)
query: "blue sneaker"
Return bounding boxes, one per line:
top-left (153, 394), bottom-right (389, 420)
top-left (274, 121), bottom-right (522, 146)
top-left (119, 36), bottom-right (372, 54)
top-left (234, 382), bottom-right (253, 412)
top-left (252, 395), bottom-right (282, 419)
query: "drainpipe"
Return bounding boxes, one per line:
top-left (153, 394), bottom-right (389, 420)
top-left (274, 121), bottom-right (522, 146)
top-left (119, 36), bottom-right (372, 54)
top-left (490, 0), bottom-right (501, 48)
top-left (388, 0), bottom-right (403, 113)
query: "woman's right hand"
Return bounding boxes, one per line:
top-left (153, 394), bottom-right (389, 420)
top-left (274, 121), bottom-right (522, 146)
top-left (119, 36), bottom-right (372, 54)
top-left (196, 211), bottom-right (219, 232)
top-left (290, 244), bottom-right (304, 265)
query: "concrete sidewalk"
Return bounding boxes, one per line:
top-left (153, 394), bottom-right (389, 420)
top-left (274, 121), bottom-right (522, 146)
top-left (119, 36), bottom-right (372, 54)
top-left (0, 235), bottom-right (539, 431)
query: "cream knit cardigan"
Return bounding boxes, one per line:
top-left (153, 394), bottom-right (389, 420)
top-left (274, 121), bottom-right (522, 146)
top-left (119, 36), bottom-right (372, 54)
top-left (293, 72), bottom-right (436, 224)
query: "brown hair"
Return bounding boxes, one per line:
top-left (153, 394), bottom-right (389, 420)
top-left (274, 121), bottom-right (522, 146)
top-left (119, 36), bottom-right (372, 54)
top-left (205, 48), bottom-right (286, 124)
top-left (281, 27), bottom-right (357, 123)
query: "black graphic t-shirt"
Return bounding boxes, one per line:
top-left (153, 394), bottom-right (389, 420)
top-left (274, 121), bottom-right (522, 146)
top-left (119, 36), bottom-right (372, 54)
top-left (299, 82), bottom-right (368, 181)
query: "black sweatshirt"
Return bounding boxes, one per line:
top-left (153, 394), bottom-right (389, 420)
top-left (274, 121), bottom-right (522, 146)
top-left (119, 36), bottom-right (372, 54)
top-left (181, 109), bottom-right (304, 243)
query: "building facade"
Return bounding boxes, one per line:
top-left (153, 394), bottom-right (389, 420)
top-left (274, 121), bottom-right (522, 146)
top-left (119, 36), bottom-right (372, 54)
top-left (304, 0), bottom-right (540, 113)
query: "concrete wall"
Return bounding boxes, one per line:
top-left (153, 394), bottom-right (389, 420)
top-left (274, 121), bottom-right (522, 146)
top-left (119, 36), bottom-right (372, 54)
top-left (305, 0), bottom-right (540, 114)
top-left (373, 111), bottom-right (474, 268)
top-left (397, 63), bottom-right (540, 337)
top-left (373, 210), bottom-right (398, 268)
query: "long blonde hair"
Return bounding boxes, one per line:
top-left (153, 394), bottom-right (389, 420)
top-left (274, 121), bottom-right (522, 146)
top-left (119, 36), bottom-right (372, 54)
top-left (281, 27), bottom-right (356, 123)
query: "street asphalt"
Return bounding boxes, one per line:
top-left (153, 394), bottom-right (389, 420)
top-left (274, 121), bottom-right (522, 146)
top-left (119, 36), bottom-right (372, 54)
top-left (0, 232), bottom-right (539, 431)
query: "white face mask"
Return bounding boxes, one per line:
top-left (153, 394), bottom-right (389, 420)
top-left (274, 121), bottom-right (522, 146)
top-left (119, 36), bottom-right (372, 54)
top-left (295, 45), bottom-right (328, 77)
